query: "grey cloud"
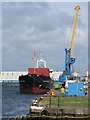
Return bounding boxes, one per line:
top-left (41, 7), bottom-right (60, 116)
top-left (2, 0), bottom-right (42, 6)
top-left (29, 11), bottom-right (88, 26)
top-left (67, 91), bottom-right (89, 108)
top-left (2, 2), bottom-right (88, 75)
top-left (2, 2), bottom-right (49, 29)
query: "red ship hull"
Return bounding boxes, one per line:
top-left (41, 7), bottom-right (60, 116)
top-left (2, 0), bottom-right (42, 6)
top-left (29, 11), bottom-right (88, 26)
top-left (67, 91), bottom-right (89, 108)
top-left (19, 68), bottom-right (52, 94)
top-left (20, 87), bottom-right (49, 94)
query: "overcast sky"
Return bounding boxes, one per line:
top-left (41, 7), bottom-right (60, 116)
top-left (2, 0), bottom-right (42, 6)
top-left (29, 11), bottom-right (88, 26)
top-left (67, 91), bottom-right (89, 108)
top-left (1, 2), bottom-right (88, 76)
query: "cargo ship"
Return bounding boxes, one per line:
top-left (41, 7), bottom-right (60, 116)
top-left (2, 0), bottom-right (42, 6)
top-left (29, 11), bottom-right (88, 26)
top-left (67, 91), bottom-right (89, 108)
top-left (19, 52), bottom-right (52, 94)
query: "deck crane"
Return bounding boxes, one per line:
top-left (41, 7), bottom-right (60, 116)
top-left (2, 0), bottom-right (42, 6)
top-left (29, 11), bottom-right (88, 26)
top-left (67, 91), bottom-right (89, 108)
top-left (59, 5), bottom-right (80, 83)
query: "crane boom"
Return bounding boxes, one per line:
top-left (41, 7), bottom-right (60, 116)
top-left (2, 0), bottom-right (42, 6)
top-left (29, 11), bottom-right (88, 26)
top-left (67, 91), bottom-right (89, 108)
top-left (70, 5), bottom-right (80, 58)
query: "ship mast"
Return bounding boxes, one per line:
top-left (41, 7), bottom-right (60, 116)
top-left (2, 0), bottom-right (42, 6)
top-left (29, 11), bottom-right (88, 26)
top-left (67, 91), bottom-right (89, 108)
top-left (33, 51), bottom-right (37, 68)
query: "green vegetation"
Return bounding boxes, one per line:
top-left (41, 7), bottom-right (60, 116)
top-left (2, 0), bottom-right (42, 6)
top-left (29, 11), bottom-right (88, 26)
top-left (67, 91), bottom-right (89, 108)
top-left (41, 96), bottom-right (88, 108)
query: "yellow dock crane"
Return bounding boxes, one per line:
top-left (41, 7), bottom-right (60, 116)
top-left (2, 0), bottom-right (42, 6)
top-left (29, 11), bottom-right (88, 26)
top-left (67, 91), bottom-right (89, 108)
top-left (59, 5), bottom-right (80, 82)
top-left (59, 6), bottom-right (84, 97)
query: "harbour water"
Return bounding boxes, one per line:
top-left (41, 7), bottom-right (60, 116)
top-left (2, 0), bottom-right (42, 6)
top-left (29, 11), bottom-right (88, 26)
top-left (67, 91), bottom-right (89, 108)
top-left (1, 85), bottom-right (90, 120)
top-left (2, 86), bottom-right (38, 119)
